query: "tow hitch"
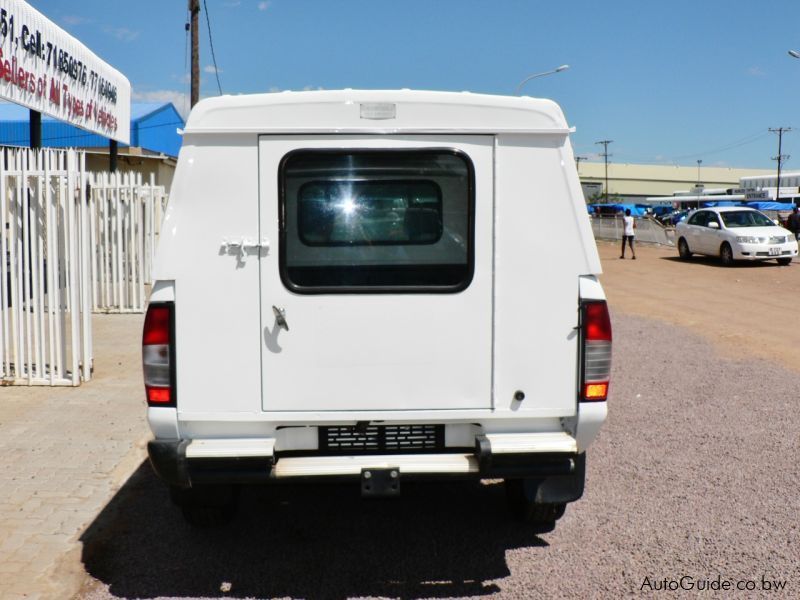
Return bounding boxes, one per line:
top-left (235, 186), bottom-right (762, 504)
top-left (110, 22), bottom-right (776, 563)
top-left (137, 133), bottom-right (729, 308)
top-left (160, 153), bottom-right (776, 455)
top-left (361, 467), bottom-right (400, 497)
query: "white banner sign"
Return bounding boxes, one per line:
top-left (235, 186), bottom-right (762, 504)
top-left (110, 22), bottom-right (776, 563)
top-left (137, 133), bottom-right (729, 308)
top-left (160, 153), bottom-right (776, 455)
top-left (0, 0), bottom-right (130, 143)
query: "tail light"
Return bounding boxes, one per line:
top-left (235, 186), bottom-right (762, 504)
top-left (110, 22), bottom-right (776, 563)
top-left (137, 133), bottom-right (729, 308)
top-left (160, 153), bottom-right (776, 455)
top-left (143, 302), bottom-right (175, 407)
top-left (580, 300), bottom-right (611, 402)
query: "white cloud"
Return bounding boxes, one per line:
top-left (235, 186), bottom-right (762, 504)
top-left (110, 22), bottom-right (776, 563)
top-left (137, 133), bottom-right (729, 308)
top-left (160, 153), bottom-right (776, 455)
top-left (223, 1), bottom-right (242, 6)
top-left (103, 26), bottom-right (140, 42)
top-left (302, 85), bottom-right (324, 91)
top-left (132, 89), bottom-right (191, 119)
top-left (746, 66), bottom-right (766, 77)
top-left (258, 1), bottom-right (271, 11)
top-left (268, 86), bottom-right (281, 93)
top-left (204, 65), bottom-right (223, 74)
top-left (171, 73), bottom-right (191, 85)
top-left (62, 15), bottom-right (91, 26)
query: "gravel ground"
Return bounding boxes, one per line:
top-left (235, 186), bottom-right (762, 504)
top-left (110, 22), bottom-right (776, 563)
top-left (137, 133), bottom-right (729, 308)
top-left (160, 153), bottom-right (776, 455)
top-left (76, 312), bottom-right (800, 599)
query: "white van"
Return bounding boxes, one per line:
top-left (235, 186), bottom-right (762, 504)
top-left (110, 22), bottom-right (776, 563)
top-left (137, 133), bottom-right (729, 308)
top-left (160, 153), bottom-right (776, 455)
top-left (144, 90), bottom-right (610, 529)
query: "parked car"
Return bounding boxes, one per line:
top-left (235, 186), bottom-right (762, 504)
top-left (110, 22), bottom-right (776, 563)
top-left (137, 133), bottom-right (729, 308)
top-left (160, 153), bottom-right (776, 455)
top-left (144, 90), bottom-right (611, 531)
top-left (676, 207), bottom-right (799, 266)
top-left (657, 209), bottom-right (690, 226)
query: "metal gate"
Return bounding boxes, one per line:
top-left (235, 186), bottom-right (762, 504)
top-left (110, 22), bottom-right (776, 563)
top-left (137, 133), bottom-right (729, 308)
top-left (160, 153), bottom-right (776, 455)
top-left (0, 148), bottom-right (91, 385)
top-left (89, 171), bottom-right (167, 313)
top-left (0, 148), bottom-right (168, 386)
top-left (591, 215), bottom-right (675, 246)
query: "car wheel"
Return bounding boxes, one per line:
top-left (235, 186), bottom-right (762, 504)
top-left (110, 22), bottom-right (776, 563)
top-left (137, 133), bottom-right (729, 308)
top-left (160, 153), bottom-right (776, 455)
top-left (678, 238), bottom-right (692, 259)
top-left (505, 478), bottom-right (567, 532)
top-left (777, 257), bottom-right (792, 266)
top-left (720, 243), bottom-right (734, 266)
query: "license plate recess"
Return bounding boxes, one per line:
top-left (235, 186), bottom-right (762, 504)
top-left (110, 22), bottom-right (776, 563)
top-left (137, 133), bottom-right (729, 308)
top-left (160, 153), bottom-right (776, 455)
top-left (361, 467), bottom-right (400, 497)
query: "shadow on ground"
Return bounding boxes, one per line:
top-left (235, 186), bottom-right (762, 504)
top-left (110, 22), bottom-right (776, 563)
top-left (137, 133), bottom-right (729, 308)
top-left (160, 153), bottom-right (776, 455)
top-left (81, 462), bottom-right (548, 599)
top-left (659, 255), bottom-right (788, 268)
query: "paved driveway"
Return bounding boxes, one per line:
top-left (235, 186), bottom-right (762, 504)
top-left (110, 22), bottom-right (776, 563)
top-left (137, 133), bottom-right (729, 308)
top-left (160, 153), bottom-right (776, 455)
top-left (0, 314), bottom-right (149, 599)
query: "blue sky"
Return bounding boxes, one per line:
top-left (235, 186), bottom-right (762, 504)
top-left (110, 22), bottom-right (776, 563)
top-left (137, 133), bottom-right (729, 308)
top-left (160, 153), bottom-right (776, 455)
top-left (27, 0), bottom-right (800, 168)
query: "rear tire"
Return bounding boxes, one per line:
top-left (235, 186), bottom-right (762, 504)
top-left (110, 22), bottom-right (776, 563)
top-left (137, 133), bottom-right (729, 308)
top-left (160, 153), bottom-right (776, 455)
top-left (678, 238), bottom-right (692, 259)
top-left (720, 243), bottom-right (734, 266)
top-left (505, 479), bottom-right (567, 532)
top-left (777, 257), bottom-right (792, 266)
top-left (170, 484), bottom-right (239, 527)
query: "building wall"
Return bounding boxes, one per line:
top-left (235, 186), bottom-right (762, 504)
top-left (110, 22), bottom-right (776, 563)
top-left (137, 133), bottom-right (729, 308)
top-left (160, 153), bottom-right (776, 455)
top-left (84, 153), bottom-right (175, 190)
top-left (577, 162), bottom-right (772, 199)
top-left (132, 105), bottom-right (184, 157)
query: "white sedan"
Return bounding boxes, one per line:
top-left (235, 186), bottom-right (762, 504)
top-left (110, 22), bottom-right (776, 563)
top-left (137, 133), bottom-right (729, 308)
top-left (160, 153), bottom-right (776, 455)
top-left (675, 207), bottom-right (798, 266)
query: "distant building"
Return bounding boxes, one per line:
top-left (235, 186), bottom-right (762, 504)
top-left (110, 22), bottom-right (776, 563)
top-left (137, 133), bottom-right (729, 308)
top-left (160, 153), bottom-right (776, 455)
top-left (0, 102), bottom-right (184, 190)
top-left (577, 162), bottom-right (772, 202)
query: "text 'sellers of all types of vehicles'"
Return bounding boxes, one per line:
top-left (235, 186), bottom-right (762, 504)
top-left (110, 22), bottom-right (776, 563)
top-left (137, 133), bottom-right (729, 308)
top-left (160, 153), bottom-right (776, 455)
top-left (676, 207), bottom-right (798, 266)
top-left (142, 90), bottom-right (611, 531)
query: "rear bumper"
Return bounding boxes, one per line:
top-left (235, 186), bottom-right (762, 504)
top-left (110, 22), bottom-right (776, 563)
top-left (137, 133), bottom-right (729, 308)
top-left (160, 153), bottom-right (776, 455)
top-left (148, 432), bottom-right (586, 504)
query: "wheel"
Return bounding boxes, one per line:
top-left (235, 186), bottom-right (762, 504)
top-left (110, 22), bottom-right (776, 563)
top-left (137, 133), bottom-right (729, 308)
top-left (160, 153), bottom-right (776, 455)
top-left (678, 238), bottom-right (692, 259)
top-left (719, 243), bottom-right (734, 266)
top-left (505, 479), bottom-right (567, 532)
top-left (170, 484), bottom-right (239, 527)
top-left (777, 257), bottom-right (792, 266)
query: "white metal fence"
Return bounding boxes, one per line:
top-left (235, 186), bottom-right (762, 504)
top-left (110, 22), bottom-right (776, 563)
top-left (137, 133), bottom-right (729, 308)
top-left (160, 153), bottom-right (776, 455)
top-left (591, 215), bottom-right (675, 246)
top-left (89, 171), bottom-right (167, 313)
top-left (1, 148), bottom-right (167, 386)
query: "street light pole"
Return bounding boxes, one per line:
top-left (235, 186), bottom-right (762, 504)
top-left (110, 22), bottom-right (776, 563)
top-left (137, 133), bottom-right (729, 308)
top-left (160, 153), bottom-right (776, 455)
top-left (516, 65), bottom-right (570, 95)
top-left (696, 159), bottom-right (702, 186)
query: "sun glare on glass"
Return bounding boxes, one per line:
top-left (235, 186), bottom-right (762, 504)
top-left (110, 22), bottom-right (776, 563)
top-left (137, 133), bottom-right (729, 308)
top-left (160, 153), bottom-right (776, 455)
top-left (341, 198), bottom-right (356, 215)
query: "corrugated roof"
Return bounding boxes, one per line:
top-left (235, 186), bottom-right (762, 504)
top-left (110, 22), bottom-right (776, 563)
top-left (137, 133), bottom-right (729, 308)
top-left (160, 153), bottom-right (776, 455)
top-left (0, 102), bottom-right (184, 156)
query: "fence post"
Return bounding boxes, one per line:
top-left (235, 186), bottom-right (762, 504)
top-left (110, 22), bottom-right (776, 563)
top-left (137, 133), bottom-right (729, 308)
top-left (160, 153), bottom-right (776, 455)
top-left (0, 150), bottom-right (7, 379)
top-left (45, 150), bottom-right (55, 383)
top-left (79, 151), bottom-right (92, 382)
top-left (11, 150), bottom-right (22, 379)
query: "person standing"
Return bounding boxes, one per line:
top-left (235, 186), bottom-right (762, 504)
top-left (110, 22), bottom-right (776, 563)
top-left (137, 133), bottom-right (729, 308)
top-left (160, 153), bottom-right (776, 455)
top-left (787, 206), bottom-right (800, 241)
top-left (620, 208), bottom-right (636, 259)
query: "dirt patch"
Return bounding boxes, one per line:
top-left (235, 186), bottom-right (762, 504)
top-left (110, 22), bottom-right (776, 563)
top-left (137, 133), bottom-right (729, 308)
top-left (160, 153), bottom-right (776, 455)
top-left (596, 240), bottom-right (800, 372)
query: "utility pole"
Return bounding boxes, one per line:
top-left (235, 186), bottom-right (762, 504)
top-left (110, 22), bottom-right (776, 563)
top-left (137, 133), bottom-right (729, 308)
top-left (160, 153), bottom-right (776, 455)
top-left (595, 140), bottom-right (613, 202)
top-left (770, 127), bottom-right (791, 202)
top-left (189, 0), bottom-right (200, 108)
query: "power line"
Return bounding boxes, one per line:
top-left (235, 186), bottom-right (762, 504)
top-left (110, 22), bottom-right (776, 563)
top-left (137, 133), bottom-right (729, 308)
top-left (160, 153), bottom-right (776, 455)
top-left (575, 129), bottom-right (778, 165)
top-left (667, 130), bottom-right (771, 161)
top-left (202, 0), bottom-right (223, 95)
